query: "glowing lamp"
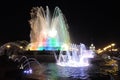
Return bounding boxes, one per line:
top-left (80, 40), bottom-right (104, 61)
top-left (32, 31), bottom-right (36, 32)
top-left (6, 45), bottom-right (11, 48)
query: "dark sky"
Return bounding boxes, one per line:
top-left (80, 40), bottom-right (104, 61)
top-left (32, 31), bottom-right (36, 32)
top-left (0, 0), bottom-right (116, 49)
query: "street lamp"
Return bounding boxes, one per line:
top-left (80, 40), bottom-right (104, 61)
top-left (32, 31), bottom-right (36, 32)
top-left (111, 43), bottom-right (115, 51)
top-left (19, 46), bottom-right (23, 49)
top-left (111, 43), bottom-right (115, 47)
top-left (6, 45), bottom-right (11, 48)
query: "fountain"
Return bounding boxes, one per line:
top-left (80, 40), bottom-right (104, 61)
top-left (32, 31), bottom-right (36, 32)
top-left (27, 6), bottom-right (71, 51)
top-left (56, 43), bottom-right (94, 67)
top-left (15, 56), bottom-right (43, 74)
top-left (26, 6), bottom-right (94, 67)
top-left (54, 43), bottom-right (95, 79)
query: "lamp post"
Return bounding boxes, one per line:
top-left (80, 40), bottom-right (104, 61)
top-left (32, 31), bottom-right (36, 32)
top-left (111, 43), bottom-right (115, 52)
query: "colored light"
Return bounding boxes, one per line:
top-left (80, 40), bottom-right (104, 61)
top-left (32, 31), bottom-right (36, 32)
top-left (24, 68), bottom-right (32, 74)
top-left (38, 47), bottom-right (44, 51)
top-left (27, 6), bottom-right (71, 51)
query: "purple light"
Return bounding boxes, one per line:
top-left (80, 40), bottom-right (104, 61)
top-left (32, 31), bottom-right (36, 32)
top-left (29, 68), bottom-right (32, 74)
top-left (24, 70), bottom-right (27, 73)
top-left (24, 68), bottom-right (32, 74)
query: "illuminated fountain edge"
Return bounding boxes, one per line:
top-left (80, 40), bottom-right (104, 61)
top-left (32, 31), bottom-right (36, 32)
top-left (55, 43), bottom-right (94, 67)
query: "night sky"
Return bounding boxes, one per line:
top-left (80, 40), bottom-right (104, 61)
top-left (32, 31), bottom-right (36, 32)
top-left (0, 0), bottom-right (116, 49)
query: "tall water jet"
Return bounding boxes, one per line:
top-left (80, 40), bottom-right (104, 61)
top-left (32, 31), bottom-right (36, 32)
top-left (27, 6), bottom-right (71, 51)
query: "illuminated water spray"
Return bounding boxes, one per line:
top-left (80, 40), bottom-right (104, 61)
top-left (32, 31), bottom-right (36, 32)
top-left (56, 43), bottom-right (94, 67)
top-left (26, 6), bottom-right (94, 67)
top-left (27, 6), bottom-right (71, 51)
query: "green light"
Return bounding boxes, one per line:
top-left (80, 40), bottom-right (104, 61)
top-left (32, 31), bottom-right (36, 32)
top-left (38, 47), bottom-right (44, 51)
top-left (50, 38), bottom-right (57, 47)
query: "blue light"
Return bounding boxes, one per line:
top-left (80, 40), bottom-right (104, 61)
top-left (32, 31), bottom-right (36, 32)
top-left (24, 68), bottom-right (32, 74)
top-left (29, 68), bottom-right (33, 74)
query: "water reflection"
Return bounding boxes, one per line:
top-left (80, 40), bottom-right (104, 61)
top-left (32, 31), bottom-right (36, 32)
top-left (43, 63), bottom-right (92, 80)
top-left (23, 59), bottom-right (119, 80)
top-left (45, 63), bottom-right (59, 80)
top-left (57, 65), bottom-right (89, 79)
